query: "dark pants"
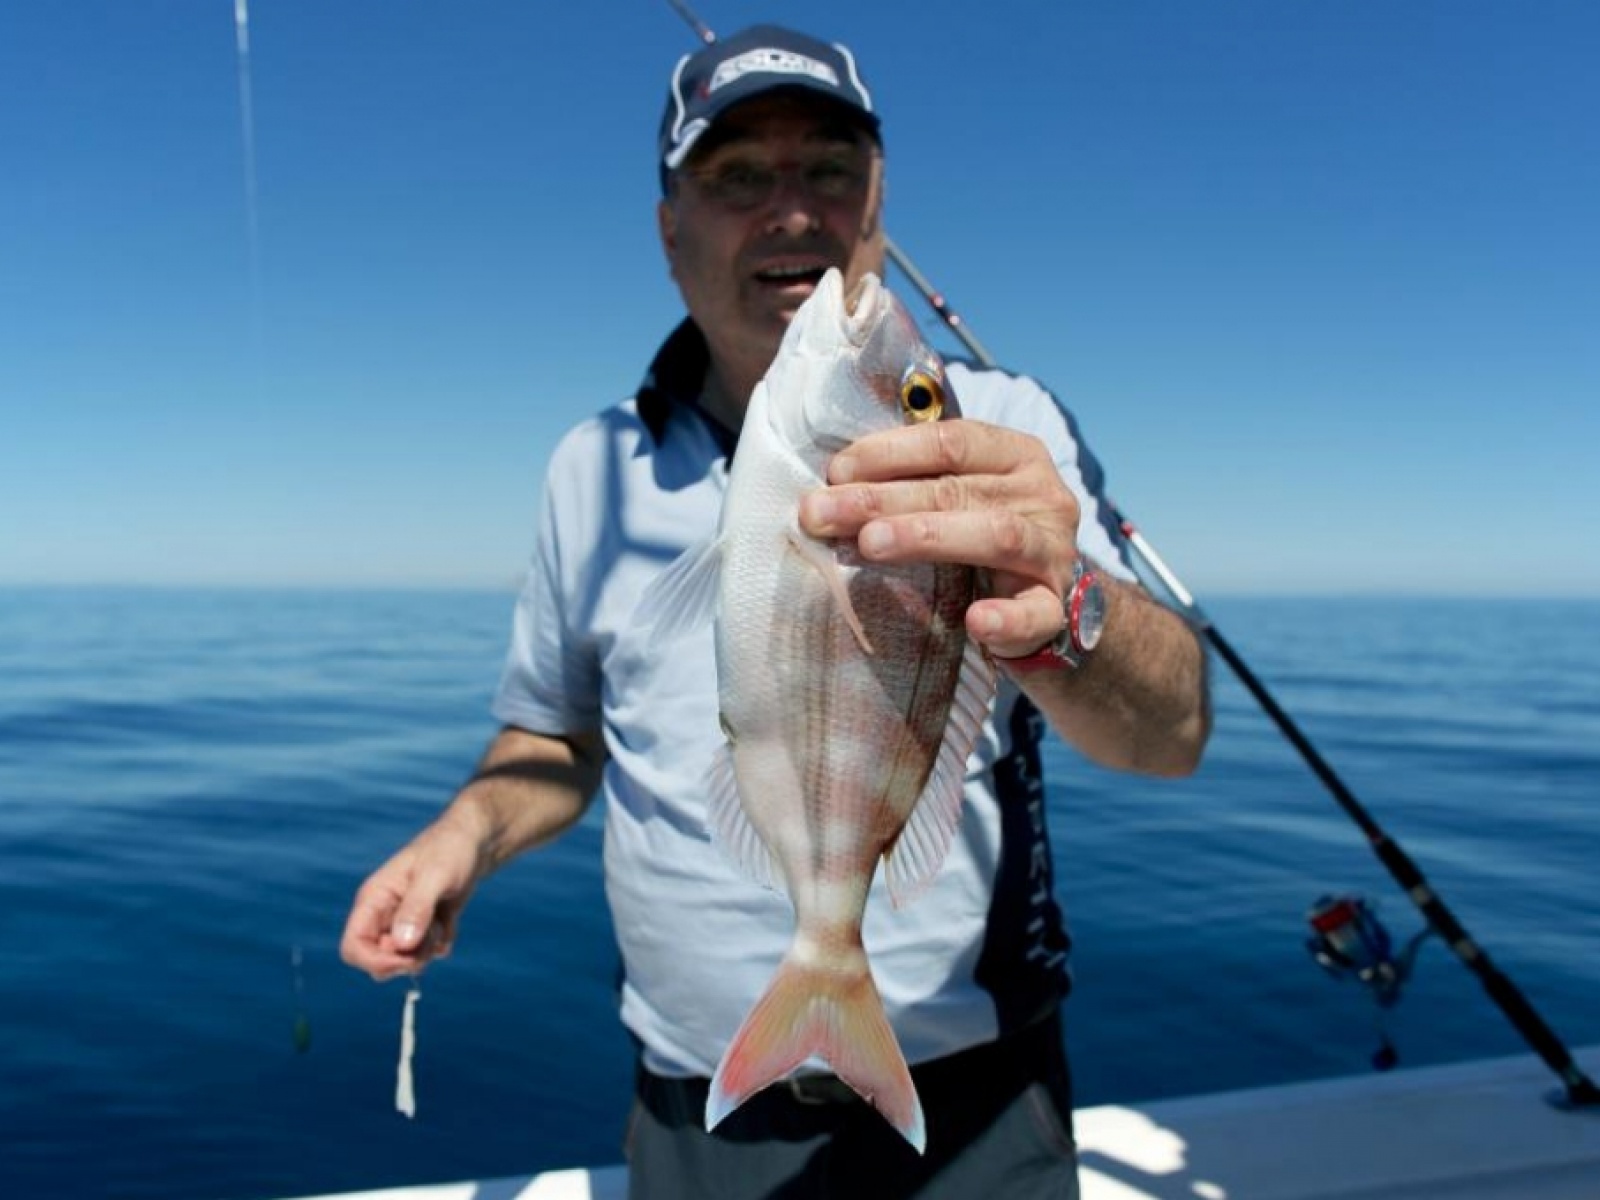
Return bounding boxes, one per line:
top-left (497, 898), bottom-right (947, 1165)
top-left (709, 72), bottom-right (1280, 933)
top-left (624, 1010), bottom-right (1079, 1200)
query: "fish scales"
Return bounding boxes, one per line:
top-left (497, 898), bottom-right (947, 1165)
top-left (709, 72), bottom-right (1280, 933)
top-left (773, 579), bottom-right (965, 932)
top-left (778, 561), bottom-right (966, 858)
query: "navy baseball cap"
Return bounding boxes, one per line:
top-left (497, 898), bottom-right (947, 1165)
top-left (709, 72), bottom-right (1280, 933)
top-left (658, 25), bottom-right (879, 190)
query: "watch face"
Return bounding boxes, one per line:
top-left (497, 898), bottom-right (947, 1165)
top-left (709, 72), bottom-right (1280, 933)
top-left (1070, 573), bottom-right (1107, 654)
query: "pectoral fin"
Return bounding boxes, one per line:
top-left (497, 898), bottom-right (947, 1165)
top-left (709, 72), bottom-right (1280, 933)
top-left (630, 534), bottom-right (725, 644)
top-left (785, 531), bottom-right (874, 656)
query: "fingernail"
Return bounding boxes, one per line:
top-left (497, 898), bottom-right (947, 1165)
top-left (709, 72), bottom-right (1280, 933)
top-left (830, 454), bottom-right (856, 485)
top-left (860, 523), bottom-right (895, 555)
top-left (803, 492), bottom-right (838, 529)
top-left (394, 922), bottom-right (419, 948)
top-left (977, 609), bottom-right (1003, 636)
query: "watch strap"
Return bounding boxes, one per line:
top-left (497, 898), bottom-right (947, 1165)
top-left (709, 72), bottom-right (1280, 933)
top-left (999, 560), bottom-right (1099, 673)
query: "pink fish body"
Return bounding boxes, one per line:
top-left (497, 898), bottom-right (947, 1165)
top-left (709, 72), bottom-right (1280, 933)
top-left (650, 269), bottom-right (995, 1152)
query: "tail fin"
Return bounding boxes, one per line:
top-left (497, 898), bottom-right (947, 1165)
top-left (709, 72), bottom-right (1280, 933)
top-left (705, 954), bottom-right (926, 1153)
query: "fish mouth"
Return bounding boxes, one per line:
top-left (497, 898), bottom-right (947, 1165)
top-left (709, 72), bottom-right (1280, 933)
top-left (839, 272), bottom-right (883, 345)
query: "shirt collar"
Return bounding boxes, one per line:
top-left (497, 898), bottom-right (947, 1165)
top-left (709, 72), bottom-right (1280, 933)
top-left (636, 317), bottom-right (738, 459)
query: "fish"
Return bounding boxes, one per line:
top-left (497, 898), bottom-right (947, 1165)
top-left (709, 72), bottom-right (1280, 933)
top-left (639, 268), bottom-right (995, 1152)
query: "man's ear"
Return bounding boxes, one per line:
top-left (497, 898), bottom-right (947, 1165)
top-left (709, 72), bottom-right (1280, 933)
top-left (864, 165), bottom-right (886, 241)
top-left (657, 197), bottom-right (677, 262)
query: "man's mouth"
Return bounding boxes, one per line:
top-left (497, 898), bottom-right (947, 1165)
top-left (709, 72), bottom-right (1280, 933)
top-left (753, 262), bottom-right (830, 289)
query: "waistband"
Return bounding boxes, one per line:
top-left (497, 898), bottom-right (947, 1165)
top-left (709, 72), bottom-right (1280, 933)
top-left (636, 1007), bottom-right (1070, 1142)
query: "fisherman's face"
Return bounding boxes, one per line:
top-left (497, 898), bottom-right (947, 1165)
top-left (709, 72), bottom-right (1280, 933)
top-left (658, 92), bottom-right (886, 384)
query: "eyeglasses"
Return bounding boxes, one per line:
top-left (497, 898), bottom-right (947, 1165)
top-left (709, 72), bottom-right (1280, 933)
top-left (683, 157), bottom-right (871, 211)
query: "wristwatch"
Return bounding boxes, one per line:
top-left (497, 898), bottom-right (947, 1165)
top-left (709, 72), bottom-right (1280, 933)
top-left (1001, 557), bottom-right (1107, 672)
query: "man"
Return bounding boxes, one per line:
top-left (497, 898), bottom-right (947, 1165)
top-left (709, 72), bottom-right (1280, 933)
top-left (341, 24), bottom-right (1210, 1200)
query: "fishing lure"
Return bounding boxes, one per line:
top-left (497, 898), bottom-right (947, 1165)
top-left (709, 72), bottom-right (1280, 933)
top-left (395, 981), bottom-right (421, 1119)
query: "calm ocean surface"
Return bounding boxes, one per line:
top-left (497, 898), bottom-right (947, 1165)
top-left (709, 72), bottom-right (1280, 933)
top-left (1, 588), bottom-right (1597, 1200)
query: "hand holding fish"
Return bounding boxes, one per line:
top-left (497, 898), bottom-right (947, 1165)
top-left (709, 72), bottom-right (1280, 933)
top-left (799, 417), bottom-right (1211, 776)
top-left (797, 418), bottom-right (1084, 661)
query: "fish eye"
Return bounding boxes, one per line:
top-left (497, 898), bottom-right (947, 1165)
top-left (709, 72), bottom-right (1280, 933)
top-left (899, 371), bottom-right (944, 423)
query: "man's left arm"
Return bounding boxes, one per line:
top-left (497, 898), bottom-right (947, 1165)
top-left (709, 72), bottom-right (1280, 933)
top-left (798, 417), bottom-right (1211, 777)
top-left (1004, 570), bottom-right (1209, 776)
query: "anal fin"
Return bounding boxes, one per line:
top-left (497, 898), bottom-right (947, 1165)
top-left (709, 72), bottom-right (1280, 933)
top-left (884, 637), bottom-right (996, 908)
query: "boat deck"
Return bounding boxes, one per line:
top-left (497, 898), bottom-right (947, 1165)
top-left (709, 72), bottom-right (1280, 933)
top-left (281, 1044), bottom-right (1600, 1199)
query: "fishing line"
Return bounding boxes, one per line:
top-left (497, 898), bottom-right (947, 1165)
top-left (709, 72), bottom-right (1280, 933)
top-left (658, 0), bottom-right (1599, 1111)
top-left (289, 944), bottom-right (311, 1053)
top-left (232, 0), bottom-right (264, 358)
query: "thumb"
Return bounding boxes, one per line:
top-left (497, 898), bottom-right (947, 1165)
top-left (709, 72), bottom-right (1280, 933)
top-left (391, 857), bottom-right (472, 954)
top-left (390, 892), bottom-right (439, 953)
top-left (387, 820), bottom-right (479, 956)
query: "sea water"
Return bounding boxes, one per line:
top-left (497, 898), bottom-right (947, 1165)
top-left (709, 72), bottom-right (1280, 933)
top-left (1, 589), bottom-right (1596, 1200)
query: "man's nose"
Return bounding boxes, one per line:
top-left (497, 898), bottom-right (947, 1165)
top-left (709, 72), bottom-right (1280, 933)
top-left (764, 174), bottom-right (823, 234)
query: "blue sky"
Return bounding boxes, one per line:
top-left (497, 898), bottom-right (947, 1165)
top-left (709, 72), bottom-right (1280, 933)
top-left (2, 1), bottom-right (1595, 595)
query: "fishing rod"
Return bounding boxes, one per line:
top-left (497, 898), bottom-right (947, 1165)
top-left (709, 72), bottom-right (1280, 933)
top-left (896, 239), bottom-right (1600, 1115)
top-left (660, 3), bottom-right (1599, 1110)
top-left (889, 259), bottom-right (1600, 1114)
top-left (665, 0), bottom-right (715, 44)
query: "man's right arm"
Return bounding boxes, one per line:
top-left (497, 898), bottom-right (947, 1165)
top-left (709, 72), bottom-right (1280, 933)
top-left (456, 725), bottom-right (607, 870)
top-left (340, 725), bottom-right (606, 981)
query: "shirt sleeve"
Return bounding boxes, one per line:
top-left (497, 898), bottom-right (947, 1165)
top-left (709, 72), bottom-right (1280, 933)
top-left (490, 449), bottom-right (604, 736)
top-left (953, 362), bottom-right (1138, 584)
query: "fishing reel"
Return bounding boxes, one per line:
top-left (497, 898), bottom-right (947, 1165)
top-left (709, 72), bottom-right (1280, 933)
top-left (1305, 893), bottom-right (1434, 1070)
